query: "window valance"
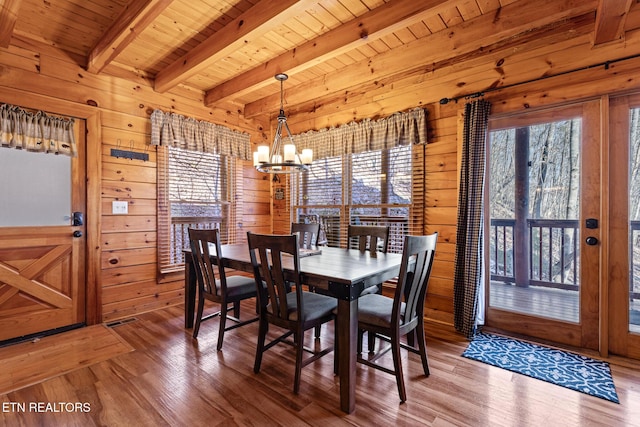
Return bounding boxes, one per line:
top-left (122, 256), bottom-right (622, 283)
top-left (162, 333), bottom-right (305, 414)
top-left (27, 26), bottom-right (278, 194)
top-left (150, 109), bottom-right (251, 161)
top-left (0, 104), bottom-right (77, 157)
top-left (294, 108), bottom-right (427, 160)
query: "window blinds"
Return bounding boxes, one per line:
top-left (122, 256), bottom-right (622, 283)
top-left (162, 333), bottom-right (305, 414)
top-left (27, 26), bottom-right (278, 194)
top-left (157, 145), bottom-right (237, 273)
top-left (293, 143), bottom-right (424, 254)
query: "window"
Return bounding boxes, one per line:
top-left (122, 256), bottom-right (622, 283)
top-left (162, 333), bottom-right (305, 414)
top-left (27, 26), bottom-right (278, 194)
top-left (293, 143), bottom-right (422, 253)
top-left (157, 145), bottom-right (239, 273)
top-left (150, 109), bottom-right (250, 275)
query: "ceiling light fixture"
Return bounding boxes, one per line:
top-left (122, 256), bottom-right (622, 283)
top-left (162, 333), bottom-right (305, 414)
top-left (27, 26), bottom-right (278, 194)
top-left (253, 73), bottom-right (312, 173)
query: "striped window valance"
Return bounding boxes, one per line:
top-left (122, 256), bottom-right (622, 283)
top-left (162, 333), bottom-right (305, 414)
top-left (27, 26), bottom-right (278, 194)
top-left (294, 108), bottom-right (427, 160)
top-left (150, 109), bottom-right (251, 160)
top-left (0, 104), bottom-right (77, 157)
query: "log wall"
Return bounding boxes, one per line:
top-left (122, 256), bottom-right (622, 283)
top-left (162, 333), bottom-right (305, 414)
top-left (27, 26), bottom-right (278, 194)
top-left (4, 20), bottom-right (640, 326)
top-left (0, 38), bottom-right (270, 322)
top-left (274, 19), bottom-right (640, 326)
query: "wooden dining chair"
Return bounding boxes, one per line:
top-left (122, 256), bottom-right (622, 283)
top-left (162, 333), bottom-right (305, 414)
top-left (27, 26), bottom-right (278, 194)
top-left (292, 221), bottom-right (322, 338)
top-left (348, 224), bottom-right (390, 296)
top-left (356, 232), bottom-right (437, 402)
top-left (348, 224), bottom-right (390, 256)
top-left (291, 222), bottom-right (320, 249)
top-left (188, 228), bottom-right (258, 350)
top-left (347, 224), bottom-right (392, 349)
top-left (247, 232), bottom-right (337, 394)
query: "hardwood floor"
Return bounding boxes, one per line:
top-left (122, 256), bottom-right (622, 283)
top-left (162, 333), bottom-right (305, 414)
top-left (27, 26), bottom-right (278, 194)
top-left (0, 324), bottom-right (133, 396)
top-left (1, 303), bottom-right (639, 426)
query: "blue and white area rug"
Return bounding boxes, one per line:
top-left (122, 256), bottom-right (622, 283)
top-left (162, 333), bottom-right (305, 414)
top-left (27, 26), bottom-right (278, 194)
top-left (462, 332), bottom-right (619, 403)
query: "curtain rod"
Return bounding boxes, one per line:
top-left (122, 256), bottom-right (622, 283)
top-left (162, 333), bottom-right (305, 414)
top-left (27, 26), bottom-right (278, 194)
top-left (439, 52), bottom-right (640, 105)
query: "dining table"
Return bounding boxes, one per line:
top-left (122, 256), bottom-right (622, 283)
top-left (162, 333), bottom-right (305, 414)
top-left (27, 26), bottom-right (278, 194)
top-left (183, 243), bottom-right (403, 414)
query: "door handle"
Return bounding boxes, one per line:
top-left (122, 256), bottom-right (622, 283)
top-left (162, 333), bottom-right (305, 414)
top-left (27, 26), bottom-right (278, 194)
top-left (585, 236), bottom-right (598, 246)
top-left (72, 212), bottom-right (84, 226)
top-left (73, 230), bottom-right (83, 238)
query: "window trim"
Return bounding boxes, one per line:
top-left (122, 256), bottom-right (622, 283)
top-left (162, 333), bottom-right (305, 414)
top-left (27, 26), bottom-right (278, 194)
top-left (157, 145), bottom-right (241, 275)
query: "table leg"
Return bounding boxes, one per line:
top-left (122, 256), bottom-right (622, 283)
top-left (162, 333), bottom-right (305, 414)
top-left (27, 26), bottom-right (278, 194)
top-left (337, 297), bottom-right (358, 413)
top-left (184, 254), bottom-right (196, 329)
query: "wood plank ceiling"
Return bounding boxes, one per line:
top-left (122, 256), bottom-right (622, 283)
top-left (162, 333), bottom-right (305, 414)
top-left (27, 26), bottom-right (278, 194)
top-left (0, 0), bottom-right (635, 126)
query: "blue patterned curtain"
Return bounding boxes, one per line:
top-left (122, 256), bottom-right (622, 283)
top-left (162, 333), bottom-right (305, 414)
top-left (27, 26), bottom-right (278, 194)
top-left (454, 99), bottom-right (491, 339)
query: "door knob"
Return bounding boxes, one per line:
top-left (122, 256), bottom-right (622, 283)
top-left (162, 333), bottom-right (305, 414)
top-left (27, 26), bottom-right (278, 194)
top-left (585, 236), bottom-right (598, 246)
top-left (73, 230), bottom-right (83, 238)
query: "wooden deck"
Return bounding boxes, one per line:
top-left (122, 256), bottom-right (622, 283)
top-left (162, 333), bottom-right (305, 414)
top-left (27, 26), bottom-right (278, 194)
top-left (1, 304), bottom-right (639, 426)
top-left (489, 281), bottom-right (580, 322)
top-left (490, 281), bottom-right (640, 333)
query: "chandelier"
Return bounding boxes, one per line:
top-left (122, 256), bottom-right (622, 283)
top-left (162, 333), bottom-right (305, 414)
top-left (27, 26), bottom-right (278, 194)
top-left (253, 73), bottom-right (312, 173)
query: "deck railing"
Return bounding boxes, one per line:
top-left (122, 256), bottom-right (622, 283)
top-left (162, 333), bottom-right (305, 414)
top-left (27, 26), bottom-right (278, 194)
top-left (169, 216), bottom-right (222, 265)
top-left (492, 218), bottom-right (640, 301)
top-left (630, 221), bottom-right (640, 300)
top-left (490, 218), bottom-right (580, 291)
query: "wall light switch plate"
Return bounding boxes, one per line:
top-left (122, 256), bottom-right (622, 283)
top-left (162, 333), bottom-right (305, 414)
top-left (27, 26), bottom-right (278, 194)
top-left (112, 201), bottom-right (128, 214)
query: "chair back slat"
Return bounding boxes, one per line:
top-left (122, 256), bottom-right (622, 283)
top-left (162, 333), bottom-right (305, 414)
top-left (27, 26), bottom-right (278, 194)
top-left (393, 233), bottom-right (438, 326)
top-left (189, 228), bottom-right (224, 298)
top-left (247, 233), bottom-right (302, 321)
top-left (291, 222), bottom-right (320, 249)
top-left (247, 232), bottom-right (336, 394)
top-left (348, 225), bottom-right (390, 256)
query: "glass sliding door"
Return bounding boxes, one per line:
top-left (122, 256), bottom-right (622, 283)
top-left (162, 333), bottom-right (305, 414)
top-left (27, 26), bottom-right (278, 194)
top-left (629, 106), bottom-right (640, 335)
top-left (485, 101), bottom-right (601, 349)
top-left (609, 94), bottom-right (640, 358)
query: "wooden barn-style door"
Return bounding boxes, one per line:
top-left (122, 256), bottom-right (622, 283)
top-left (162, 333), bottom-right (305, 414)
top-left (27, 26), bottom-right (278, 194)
top-left (0, 120), bottom-right (86, 342)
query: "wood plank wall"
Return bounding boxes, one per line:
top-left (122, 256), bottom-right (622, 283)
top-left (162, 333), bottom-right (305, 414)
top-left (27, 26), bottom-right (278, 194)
top-left (270, 101), bottom-right (459, 325)
top-left (271, 15), bottom-right (640, 327)
top-left (0, 37), bottom-right (270, 323)
top-left (5, 18), bottom-right (640, 327)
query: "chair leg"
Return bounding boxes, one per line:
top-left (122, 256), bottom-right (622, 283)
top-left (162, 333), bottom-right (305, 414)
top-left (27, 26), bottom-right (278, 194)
top-left (357, 329), bottom-right (364, 354)
top-left (293, 328), bottom-right (305, 394)
top-left (216, 302), bottom-right (228, 351)
top-left (391, 335), bottom-right (407, 402)
top-left (415, 323), bottom-right (430, 376)
top-left (407, 328), bottom-right (416, 348)
top-left (192, 295), bottom-right (206, 339)
top-left (310, 284), bottom-right (321, 338)
top-left (365, 283), bottom-right (382, 352)
top-left (367, 331), bottom-right (376, 353)
top-left (233, 301), bottom-right (240, 318)
top-left (333, 320), bottom-right (339, 375)
top-left (254, 317), bottom-right (268, 374)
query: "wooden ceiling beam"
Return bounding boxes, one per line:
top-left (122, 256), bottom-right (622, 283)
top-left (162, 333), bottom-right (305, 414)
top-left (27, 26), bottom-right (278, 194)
top-left (154, 0), bottom-right (307, 93)
top-left (243, 0), bottom-right (596, 119)
top-left (593, 0), bottom-right (632, 46)
top-left (87, 0), bottom-right (174, 74)
top-left (203, 0), bottom-right (453, 107)
top-left (0, 0), bottom-right (22, 48)
top-left (286, 15), bottom-right (599, 130)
